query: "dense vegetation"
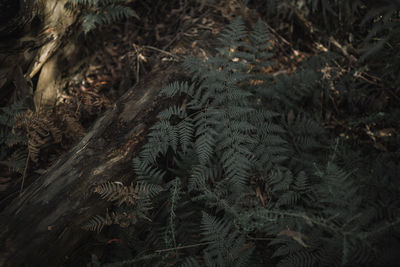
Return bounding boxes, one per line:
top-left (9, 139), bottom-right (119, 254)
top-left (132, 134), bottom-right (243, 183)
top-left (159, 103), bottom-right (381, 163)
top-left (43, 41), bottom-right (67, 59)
top-left (1, 0), bottom-right (399, 266)
top-left (84, 2), bottom-right (399, 265)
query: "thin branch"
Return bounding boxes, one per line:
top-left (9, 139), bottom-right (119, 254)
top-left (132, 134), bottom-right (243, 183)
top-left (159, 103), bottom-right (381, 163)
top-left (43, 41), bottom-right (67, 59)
top-left (155, 241), bottom-right (215, 253)
top-left (19, 150), bottom-right (30, 195)
top-left (144, 45), bottom-right (182, 60)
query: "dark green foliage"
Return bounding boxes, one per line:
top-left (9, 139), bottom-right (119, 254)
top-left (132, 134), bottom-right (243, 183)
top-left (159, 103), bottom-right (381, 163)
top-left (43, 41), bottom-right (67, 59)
top-left (86, 16), bottom-right (400, 266)
top-left (259, 0), bottom-right (400, 80)
top-left (0, 101), bottom-right (28, 174)
top-left (65, 0), bottom-right (139, 34)
top-left (260, 0), bottom-right (364, 33)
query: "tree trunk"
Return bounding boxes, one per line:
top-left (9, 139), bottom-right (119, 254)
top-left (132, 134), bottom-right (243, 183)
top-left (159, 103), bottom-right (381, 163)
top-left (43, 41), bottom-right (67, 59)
top-left (0, 0), bottom-right (77, 106)
top-left (0, 61), bottom-right (186, 266)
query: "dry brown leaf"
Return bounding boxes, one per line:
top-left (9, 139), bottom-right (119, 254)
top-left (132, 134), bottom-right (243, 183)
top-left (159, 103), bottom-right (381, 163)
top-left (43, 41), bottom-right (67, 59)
top-left (277, 228), bottom-right (308, 248)
top-left (255, 186), bottom-right (266, 207)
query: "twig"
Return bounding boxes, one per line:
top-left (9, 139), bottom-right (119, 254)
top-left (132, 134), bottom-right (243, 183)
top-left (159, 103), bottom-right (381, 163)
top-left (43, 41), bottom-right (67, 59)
top-left (133, 44), bottom-right (141, 83)
top-left (144, 45), bottom-right (182, 60)
top-left (328, 37), bottom-right (357, 62)
top-left (20, 150), bottom-right (30, 195)
top-left (247, 235), bottom-right (275, 241)
top-left (155, 241), bottom-right (215, 253)
top-left (290, 6), bottom-right (358, 62)
top-left (265, 22), bottom-right (292, 48)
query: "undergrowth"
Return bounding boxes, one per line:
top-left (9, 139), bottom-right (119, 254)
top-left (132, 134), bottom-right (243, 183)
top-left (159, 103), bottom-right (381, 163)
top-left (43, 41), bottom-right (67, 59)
top-left (83, 16), bottom-right (400, 267)
top-left (65, 0), bottom-right (139, 34)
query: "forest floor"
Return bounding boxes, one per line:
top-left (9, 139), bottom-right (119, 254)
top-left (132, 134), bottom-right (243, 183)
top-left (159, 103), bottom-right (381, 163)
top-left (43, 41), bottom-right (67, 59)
top-left (1, 0), bottom-right (398, 266)
top-left (1, 0), bottom-right (311, 207)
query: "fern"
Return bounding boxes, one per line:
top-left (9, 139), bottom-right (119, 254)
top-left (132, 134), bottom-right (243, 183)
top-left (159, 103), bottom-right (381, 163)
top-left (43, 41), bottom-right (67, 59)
top-left (131, 16), bottom-right (397, 266)
top-left (82, 213), bottom-right (112, 232)
top-left (83, 16), bottom-right (400, 266)
top-left (83, 180), bottom-right (163, 232)
top-left (65, 0), bottom-right (139, 34)
top-left (199, 212), bottom-right (252, 267)
top-left (93, 181), bottom-right (138, 206)
top-left (0, 100), bottom-right (28, 174)
top-left (163, 178), bottom-right (181, 249)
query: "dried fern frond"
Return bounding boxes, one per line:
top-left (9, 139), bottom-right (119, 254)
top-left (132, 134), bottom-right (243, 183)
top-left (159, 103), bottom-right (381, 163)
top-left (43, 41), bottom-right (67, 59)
top-left (110, 210), bottom-right (137, 227)
top-left (82, 212), bottom-right (112, 232)
top-left (12, 110), bottom-right (63, 163)
top-left (61, 113), bottom-right (85, 139)
top-left (93, 181), bottom-right (139, 206)
top-left (82, 210), bottom-right (138, 232)
top-left (1, 148), bottom-right (27, 174)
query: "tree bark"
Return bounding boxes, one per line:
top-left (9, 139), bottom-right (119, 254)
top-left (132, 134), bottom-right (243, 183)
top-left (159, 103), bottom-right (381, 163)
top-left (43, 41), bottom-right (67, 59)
top-left (0, 1), bottom-right (220, 265)
top-left (0, 61), bottom-right (186, 266)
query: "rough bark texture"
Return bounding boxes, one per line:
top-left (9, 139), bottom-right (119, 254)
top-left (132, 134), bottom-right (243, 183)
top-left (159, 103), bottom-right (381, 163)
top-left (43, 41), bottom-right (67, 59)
top-left (0, 1), bottom-right (220, 264)
top-left (0, 62), bottom-right (186, 266)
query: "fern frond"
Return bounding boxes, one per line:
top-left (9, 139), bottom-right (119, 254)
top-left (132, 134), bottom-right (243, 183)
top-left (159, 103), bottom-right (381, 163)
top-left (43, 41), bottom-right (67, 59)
top-left (67, 0), bottom-right (139, 33)
top-left (82, 213), bottom-right (112, 232)
top-left (157, 105), bottom-right (187, 120)
top-left (275, 191), bottom-right (301, 208)
top-left (2, 149), bottom-right (27, 174)
top-left (200, 212), bottom-right (251, 266)
top-left (93, 181), bottom-right (138, 206)
top-left (177, 119), bottom-right (194, 153)
top-left (133, 157), bottom-right (165, 184)
top-left (161, 81), bottom-right (195, 97)
top-left (194, 133), bottom-right (215, 165)
top-left (276, 250), bottom-right (316, 267)
top-left (135, 181), bottom-right (164, 199)
top-left (81, 11), bottom-right (103, 33)
top-left (164, 178), bottom-right (181, 248)
top-left (180, 257), bottom-right (202, 267)
top-left (99, 5), bottom-right (138, 22)
top-left (0, 100), bottom-right (27, 127)
top-left (67, 0), bottom-right (99, 6)
top-left (249, 18), bottom-right (273, 53)
top-left (217, 16), bottom-right (248, 52)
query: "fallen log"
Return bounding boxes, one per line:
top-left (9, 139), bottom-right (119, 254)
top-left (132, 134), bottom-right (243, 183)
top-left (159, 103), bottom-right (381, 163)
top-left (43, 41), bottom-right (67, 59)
top-left (0, 61), bottom-right (187, 266)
